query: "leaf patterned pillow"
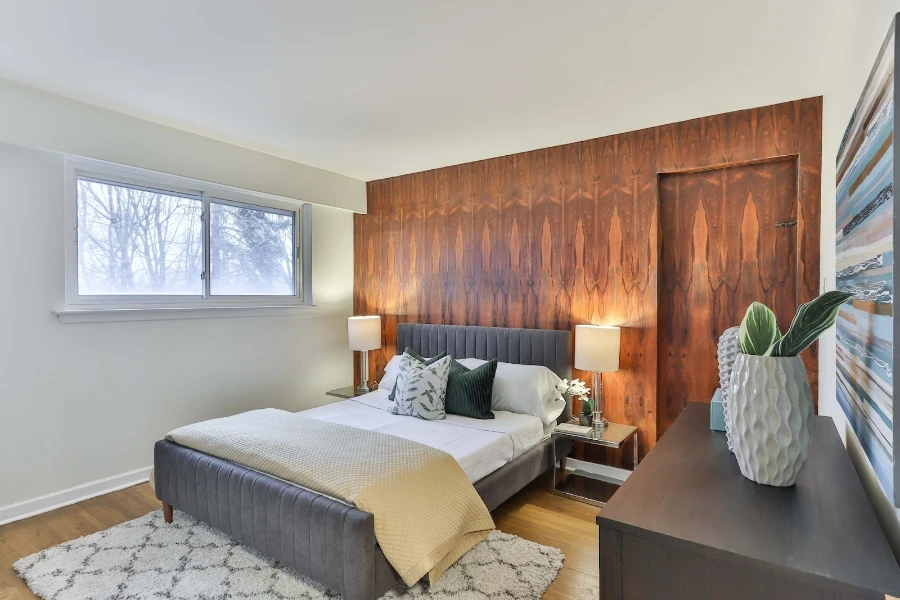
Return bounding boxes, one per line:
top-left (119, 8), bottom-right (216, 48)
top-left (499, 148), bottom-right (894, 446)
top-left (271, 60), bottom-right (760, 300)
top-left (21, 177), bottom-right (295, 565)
top-left (387, 348), bottom-right (447, 402)
top-left (388, 354), bottom-right (452, 420)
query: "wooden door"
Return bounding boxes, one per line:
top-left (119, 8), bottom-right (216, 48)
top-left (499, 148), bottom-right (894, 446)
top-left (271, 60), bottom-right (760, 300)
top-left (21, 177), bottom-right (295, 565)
top-left (657, 159), bottom-right (799, 437)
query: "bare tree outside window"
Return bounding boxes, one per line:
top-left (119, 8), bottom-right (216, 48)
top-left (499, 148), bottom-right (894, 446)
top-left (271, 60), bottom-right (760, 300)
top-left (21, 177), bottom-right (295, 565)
top-left (76, 179), bottom-right (203, 295)
top-left (70, 166), bottom-right (306, 309)
top-left (209, 201), bottom-right (295, 295)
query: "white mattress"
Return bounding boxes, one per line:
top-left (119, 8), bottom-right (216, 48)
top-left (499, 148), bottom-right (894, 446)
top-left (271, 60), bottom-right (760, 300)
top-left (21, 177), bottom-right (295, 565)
top-left (300, 389), bottom-right (546, 483)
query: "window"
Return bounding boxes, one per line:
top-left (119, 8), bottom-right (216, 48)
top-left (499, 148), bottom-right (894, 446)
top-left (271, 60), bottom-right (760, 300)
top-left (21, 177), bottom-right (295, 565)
top-left (65, 159), bottom-right (312, 312)
top-left (76, 178), bottom-right (204, 296)
top-left (209, 200), bottom-right (296, 296)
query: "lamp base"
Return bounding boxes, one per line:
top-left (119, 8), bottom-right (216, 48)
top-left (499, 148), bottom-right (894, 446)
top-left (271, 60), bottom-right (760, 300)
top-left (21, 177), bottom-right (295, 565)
top-left (357, 351), bottom-right (370, 397)
top-left (592, 372), bottom-right (608, 433)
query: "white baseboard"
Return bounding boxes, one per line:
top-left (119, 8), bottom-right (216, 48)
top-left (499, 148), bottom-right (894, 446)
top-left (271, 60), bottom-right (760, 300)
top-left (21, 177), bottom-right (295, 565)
top-left (565, 458), bottom-right (631, 483)
top-left (0, 466), bottom-right (152, 527)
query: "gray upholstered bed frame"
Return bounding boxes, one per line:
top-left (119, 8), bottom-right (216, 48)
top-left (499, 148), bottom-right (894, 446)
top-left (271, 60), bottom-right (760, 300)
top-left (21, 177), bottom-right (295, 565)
top-left (154, 324), bottom-right (572, 600)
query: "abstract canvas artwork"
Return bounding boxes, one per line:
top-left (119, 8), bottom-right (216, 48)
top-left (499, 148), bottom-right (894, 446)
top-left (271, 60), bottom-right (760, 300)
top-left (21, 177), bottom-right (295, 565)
top-left (836, 16), bottom-right (897, 505)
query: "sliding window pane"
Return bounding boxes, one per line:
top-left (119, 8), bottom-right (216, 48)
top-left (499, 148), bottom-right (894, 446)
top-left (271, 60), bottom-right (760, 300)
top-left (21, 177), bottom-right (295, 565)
top-left (76, 178), bottom-right (203, 295)
top-left (210, 200), bottom-right (295, 296)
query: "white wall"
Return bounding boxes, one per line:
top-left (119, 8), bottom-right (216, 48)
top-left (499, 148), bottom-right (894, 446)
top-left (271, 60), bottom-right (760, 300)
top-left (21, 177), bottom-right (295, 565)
top-left (0, 79), bottom-right (367, 213)
top-left (0, 142), bottom-right (355, 512)
top-left (818, 0), bottom-right (900, 558)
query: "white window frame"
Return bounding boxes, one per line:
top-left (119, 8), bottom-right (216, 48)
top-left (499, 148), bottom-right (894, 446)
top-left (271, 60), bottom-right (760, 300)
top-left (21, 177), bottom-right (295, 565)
top-left (63, 157), bottom-right (313, 312)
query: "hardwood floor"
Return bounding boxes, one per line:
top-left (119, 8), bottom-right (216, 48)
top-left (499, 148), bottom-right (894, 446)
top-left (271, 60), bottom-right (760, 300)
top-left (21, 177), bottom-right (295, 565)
top-left (0, 474), bottom-right (598, 599)
top-left (0, 485), bottom-right (161, 600)
top-left (493, 477), bottom-right (600, 600)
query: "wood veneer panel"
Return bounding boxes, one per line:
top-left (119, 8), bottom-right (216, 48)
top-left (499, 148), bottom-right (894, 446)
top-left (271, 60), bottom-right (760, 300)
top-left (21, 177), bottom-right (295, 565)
top-left (424, 167), bottom-right (447, 325)
top-left (445, 166), bottom-right (470, 326)
top-left (658, 159), bottom-right (799, 436)
top-left (356, 98), bottom-right (822, 455)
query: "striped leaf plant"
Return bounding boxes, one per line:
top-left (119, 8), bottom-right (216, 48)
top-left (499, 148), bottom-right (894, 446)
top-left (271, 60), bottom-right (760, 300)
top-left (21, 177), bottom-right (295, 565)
top-left (738, 291), bottom-right (854, 357)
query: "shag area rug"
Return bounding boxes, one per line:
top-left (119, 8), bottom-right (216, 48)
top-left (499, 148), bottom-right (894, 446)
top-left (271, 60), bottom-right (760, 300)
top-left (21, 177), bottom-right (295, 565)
top-left (14, 509), bottom-right (564, 599)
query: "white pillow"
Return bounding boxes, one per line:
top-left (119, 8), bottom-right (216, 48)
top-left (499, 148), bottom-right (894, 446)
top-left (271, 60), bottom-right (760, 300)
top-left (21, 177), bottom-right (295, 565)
top-left (379, 355), bottom-right (404, 391)
top-left (389, 354), bottom-right (452, 420)
top-left (456, 359), bottom-right (565, 425)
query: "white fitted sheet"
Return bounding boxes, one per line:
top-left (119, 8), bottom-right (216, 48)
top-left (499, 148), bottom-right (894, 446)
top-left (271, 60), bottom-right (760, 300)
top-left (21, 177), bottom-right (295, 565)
top-left (301, 389), bottom-right (546, 483)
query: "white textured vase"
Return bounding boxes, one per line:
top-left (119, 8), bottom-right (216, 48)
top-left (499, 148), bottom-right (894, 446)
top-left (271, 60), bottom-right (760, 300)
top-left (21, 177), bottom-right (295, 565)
top-left (726, 355), bottom-right (814, 487)
top-left (717, 326), bottom-right (741, 452)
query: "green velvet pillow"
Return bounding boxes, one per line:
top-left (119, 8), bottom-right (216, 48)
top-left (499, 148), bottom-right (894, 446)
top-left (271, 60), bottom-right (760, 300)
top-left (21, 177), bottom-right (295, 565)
top-left (388, 348), bottom-right (447, 402)
top-left (445, 359), bottom-right (497, 420)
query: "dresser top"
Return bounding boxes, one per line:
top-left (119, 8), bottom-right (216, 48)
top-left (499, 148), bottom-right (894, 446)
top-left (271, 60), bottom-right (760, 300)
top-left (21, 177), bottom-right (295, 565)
top-left (598, 403), bottom-right (900, 595)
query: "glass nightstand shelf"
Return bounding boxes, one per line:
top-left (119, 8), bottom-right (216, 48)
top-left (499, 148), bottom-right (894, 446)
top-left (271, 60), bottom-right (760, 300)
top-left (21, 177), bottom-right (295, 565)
top-left (551, 422), bottom-right (639, 507)
top-left (325, 386), bottom-right (371, 399)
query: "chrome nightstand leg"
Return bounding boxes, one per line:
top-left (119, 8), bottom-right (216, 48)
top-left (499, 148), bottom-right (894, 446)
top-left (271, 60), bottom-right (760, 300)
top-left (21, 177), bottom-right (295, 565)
top-left (550, 456), bottom-right (558, 490)
top-left (633, 432), bottom-right (639, 468)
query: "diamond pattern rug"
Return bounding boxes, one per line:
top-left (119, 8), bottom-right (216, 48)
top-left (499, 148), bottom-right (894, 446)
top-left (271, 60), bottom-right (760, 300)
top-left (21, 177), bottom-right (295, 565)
top-left (14, 509), bottom-right (564, 599)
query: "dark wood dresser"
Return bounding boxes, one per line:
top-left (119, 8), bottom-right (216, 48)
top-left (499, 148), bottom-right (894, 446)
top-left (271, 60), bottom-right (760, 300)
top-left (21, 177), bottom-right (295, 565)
top-left (597, 403), bottom-right (900, 599)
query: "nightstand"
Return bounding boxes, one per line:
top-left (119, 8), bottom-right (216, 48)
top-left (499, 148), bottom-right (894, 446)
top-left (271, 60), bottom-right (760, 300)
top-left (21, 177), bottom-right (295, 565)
top-left (551, 422), bottom-right (639, 507)
top-left (326, 386), bottom-right (372, 399)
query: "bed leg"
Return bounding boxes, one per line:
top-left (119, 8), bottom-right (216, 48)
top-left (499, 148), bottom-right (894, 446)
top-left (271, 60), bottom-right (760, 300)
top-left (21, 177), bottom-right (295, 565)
top-left (163, 502), bottom-right (173, 524)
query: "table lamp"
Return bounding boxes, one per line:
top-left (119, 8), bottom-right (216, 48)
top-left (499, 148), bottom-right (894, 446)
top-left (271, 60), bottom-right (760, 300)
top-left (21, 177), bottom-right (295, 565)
top-left (575, 325), bottom-right (621, 432)
top-left (348, 316), bottom-right (382, 394)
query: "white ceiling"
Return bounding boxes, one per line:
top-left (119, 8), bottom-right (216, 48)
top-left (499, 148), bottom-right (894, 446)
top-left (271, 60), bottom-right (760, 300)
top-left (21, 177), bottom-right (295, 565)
top-left (0, 0), bottom-right (854, 181)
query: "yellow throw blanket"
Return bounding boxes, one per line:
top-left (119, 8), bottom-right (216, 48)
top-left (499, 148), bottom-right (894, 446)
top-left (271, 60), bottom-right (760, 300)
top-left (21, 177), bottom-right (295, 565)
top-left (166, 409), bottom-right (494, 585)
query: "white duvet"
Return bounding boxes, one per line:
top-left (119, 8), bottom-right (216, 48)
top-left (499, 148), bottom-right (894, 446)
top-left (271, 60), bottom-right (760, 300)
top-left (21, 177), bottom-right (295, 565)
top-left (301, 389), bottom-right (547, 483)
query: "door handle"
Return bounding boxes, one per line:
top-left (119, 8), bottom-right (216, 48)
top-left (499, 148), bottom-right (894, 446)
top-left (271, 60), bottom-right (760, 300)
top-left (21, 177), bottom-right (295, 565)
top-left (776, 221), bottom-right (797, 228)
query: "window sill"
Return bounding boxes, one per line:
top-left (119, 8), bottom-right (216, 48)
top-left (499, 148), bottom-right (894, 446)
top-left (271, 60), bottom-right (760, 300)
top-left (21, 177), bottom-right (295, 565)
top-left (54, 304), bottom-right (320, 324)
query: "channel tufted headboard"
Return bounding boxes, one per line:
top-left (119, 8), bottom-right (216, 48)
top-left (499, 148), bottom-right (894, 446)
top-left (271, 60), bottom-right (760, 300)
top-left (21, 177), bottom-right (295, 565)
top-left (396, 323), bottom-right (572, 379)
top-left (396, 323), bottom-right (573, 423)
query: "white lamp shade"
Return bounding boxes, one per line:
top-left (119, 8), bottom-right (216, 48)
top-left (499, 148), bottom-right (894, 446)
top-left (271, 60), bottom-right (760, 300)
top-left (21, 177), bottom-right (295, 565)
top-left (575, 325), bottom-right (620, 373)
top-left (348, 316), bottom-right (382, 351)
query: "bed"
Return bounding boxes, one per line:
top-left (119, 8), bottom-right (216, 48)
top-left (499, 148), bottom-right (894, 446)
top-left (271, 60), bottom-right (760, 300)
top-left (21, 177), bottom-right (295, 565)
top-left (153, 324), bottom-right (572, 600)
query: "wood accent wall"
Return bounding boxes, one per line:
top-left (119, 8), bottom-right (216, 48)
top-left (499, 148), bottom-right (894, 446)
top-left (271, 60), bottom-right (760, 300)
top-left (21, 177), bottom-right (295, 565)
top-left (354, 97), bottom-right (822, 456)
